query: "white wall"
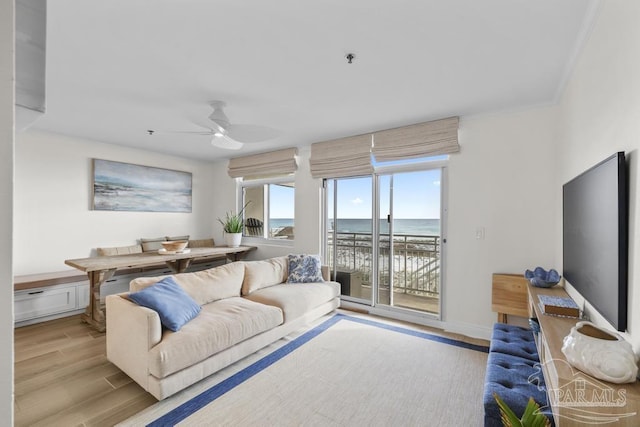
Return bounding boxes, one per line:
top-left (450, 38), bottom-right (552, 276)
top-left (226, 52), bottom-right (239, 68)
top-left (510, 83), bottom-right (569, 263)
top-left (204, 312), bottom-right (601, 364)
top-left (14, 130), bottom-right (218, 275)
top-left (445, 108), bottom-right (558, 336)
top-left (555, 1), bottom-right (640, 349)
top-left (1, 0), bottom-right (14, 421)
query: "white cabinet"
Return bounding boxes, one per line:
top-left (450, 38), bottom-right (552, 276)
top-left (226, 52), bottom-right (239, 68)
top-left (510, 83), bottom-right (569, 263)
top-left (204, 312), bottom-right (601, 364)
top-left (15, 281), bottom-right (89, 325)
top-left (78, 282), bottom-right (90, 308)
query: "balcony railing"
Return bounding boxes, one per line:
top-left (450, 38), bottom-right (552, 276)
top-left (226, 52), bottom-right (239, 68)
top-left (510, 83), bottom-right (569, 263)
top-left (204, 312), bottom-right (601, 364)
top-left (327, 232), bottom-right (440, 298)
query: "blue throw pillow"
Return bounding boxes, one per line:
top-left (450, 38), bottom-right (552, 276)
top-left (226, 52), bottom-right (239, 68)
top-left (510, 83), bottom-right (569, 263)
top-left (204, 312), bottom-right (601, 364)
top-left (287, 254), bottom-right (324, 283)
top-left (128, 276), bottom-right (201, 332)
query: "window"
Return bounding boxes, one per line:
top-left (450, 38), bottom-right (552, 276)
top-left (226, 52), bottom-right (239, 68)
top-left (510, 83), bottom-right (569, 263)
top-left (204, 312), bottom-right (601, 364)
top-left (241, 178), bottom-right (295, 240)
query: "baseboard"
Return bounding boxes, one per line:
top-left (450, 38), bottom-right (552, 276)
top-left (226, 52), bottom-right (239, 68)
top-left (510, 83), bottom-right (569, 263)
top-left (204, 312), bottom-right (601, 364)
top-left (339, 299), bottom-right (492, 340)
top-left (444, 321), bottom-right (493, 341)
top-left (14, 308), bottom-right (86, 328)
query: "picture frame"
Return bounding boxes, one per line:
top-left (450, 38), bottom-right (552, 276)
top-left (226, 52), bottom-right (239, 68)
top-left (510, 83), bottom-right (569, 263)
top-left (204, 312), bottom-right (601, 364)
top-left (92, 159), bottom-right (192, 212)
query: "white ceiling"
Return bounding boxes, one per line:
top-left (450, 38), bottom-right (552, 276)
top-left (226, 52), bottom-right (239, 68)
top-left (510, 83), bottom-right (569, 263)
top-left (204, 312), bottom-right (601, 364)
top-left (32, 0), bottom-right (600, 162)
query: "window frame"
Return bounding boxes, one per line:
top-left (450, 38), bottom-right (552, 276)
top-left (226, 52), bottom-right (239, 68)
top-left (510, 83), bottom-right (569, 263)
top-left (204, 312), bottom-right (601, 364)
top-left (237, 175), bottom-right (295, 246)
top-left (321, 155), bottom-right (449, 321)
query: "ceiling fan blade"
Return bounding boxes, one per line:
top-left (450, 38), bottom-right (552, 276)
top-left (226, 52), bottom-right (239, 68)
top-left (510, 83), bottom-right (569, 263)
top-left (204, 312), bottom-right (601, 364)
top-left (211, 134), bottom-right (243, 150)
top-left (164, 130), bottom-right (213, 136)
top-left (226, 124), bottom-right (281, 143)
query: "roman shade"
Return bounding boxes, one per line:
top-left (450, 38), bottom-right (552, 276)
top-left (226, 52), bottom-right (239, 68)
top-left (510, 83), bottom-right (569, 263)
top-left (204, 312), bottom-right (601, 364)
top-left (309, 134), bottom-right (373, 179)
top-left (227, 148), bottom-right (298, 179)
top-left (372, 116), bottom-right (460, 162)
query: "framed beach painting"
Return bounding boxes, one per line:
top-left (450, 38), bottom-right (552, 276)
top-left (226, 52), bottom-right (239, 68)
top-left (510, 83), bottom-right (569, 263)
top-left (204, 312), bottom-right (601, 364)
top-left (92, 159), bottom-right (192, 212)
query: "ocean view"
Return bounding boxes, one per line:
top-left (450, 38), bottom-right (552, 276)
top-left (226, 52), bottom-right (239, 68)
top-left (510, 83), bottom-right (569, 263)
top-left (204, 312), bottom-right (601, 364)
top-left (270, 218), bottom-right (440, 236)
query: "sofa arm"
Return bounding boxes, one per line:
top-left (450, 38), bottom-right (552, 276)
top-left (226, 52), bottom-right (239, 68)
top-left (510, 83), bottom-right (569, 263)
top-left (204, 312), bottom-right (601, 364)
top-left (321, 265), bottom-right (330, 281)
top-left (106, 294), bottom-right (163, 391)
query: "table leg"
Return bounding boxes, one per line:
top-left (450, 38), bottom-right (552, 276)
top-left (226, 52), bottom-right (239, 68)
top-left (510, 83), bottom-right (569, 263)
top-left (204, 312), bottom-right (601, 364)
top-left (226, 250), bottom-right (251, 263)
top-left (165, 258), bottom-right (193, 273)
top-left (81, 268), bottom-right (116, 332)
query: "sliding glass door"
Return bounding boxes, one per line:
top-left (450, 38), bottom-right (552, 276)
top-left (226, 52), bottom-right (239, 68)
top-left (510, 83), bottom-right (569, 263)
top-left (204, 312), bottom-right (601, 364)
top-left (377, 169), bottom-right (442, 315)
top-left (326, 166), bottom-right (444, 317)
top-left (326, 177), bottom-right (374, 303)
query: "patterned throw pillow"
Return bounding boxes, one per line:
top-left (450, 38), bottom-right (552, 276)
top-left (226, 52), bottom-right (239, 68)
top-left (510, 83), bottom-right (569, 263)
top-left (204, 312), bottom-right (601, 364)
top-left (287, 254), bottom-right (324, 283)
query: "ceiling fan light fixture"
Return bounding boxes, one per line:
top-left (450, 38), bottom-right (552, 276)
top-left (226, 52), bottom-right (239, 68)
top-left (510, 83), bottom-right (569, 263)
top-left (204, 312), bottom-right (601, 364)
top-left (208, 101), bottom-right (231, 128)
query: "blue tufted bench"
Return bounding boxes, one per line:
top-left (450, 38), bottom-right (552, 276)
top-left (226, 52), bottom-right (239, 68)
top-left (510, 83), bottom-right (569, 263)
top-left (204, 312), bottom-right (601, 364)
top-left (483, 323), bottom-right (553, 426)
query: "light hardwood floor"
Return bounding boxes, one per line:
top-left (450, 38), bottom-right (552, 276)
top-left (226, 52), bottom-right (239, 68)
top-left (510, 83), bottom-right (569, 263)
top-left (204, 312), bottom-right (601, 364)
top-left (14, 315), bottom-right (156, 427)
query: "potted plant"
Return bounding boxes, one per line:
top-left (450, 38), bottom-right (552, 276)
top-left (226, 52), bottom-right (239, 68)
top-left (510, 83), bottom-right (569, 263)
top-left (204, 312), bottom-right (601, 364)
top-left (217, 203), bottom-right (248, 248)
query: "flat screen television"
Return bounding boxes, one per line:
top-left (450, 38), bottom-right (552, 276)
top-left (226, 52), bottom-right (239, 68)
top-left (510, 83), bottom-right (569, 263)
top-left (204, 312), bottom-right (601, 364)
top-left (563, 152), bottom-right (628, 331)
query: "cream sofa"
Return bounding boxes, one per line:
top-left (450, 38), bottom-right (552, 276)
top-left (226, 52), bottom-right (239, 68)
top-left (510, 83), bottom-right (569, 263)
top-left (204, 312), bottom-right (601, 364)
top-left (105, 256), bottom-right (340, 400)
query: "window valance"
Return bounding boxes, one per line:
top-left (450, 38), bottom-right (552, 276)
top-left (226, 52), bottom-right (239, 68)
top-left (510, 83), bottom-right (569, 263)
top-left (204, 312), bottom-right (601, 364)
top-left (309, 134), bottom-right (373, 179)
top-left (227, 148), bottom-right (298, 179)
top-left (372, 116), bottom-right (460, 162)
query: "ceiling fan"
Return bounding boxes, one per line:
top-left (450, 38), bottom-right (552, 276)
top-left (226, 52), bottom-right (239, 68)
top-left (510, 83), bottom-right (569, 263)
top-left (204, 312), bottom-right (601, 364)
top-left (172, 101), bottom-right (280, 150)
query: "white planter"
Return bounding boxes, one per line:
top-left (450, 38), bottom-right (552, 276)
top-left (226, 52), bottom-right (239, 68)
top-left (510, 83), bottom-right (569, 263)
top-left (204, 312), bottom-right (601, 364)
top-left (561, 321), bottom-right (638, 384)
top-left (224, 232), bottom-right (242, 248)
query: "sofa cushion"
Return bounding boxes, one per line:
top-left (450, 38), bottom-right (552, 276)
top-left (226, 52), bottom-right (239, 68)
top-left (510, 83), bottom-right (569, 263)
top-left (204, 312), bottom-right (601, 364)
top-left (483, 352), bottom-right (549, 425)
top-left (148, 297), bottom-right (283, 378)
top-left (241, 256), bottom-right (288, 295)
top-left (244, 281), bottom-right (340, 322)
top-left (490, 323), bottom-right (540, 362)
top-left (287, 254), bottom-right (324, 283)
top-left (129, 262), bottom-right (245, 305)
top-left (128, 277), bottom-right (201, 332)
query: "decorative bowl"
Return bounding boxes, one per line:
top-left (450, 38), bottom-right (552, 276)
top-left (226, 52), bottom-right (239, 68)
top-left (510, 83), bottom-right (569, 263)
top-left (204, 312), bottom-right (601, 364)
top-left (524, 267), bottom-right (561, 288)
top-left (161, 240), bottom-right (188, 252)
top-left (562, 321), bottom-right (638, 383)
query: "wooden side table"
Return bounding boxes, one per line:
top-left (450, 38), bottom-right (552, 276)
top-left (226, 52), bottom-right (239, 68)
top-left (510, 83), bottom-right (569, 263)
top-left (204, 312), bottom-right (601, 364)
top-left (491, 273), bottom-right (529, 322)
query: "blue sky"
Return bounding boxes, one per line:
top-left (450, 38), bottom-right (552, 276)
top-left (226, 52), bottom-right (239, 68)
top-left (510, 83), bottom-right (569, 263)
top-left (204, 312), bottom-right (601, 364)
top-left (269, 169), bottom-right (442, 219)
top-left (335, 170), bottom-right (441, 219)
top-left (270, 184), bottom-right (295, 218)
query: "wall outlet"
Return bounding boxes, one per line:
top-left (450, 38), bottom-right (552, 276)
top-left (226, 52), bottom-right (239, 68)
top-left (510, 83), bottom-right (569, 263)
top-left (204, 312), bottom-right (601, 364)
top-left (475, 227), bottom-right (485, 240)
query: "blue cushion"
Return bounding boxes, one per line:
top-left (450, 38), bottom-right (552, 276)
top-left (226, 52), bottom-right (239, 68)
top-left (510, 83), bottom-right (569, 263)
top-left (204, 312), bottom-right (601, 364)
top-left (483, 352), bottom-right (551, 426)
top-left (128, 276), bottom-right (201, 332)
top-left (490, 323), bottom-right (540, 362)
top-left (287, 254), bottom-right (324, 283)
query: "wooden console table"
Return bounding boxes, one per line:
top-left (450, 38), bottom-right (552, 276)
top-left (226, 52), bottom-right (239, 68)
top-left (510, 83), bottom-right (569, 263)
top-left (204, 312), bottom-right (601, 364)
top-left (528, 284), bottom-right (640, 426)
top-left (65, 246), bottom-right (256, 332)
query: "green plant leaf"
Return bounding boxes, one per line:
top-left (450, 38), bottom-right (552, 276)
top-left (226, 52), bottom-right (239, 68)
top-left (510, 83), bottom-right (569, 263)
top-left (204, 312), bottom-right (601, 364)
top-left (494, 392), bottom-right (522, 427)
top-left (493, 393), bottom-right (551, 427)
top-left (217, 202), bottom-right (250, 233)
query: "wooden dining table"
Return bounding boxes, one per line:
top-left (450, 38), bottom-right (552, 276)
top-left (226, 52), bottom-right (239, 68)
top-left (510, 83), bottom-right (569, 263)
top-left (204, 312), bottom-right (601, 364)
top-left (65, 245), bottom-right (256, 331)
